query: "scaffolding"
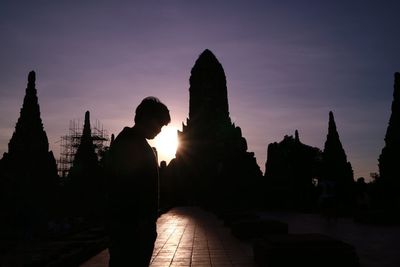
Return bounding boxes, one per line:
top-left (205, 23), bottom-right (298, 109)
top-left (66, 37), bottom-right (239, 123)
top-left (57, 119), bottom-right (109, 178)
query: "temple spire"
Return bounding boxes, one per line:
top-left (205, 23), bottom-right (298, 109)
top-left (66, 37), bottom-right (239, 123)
top-left (379, 72), bottom-right (400, 182)
top-left (295, 130), bottom-right (300, 143)
top-left (0, 71), bottom-right (58, 237)
top-left (328, 112), bottom-right (339, 141)
top-left (68, 110), bottom-right (103, 217)
top-left (83, 111), bottom-right (92, 136)
top-left (173, 49), bottom-right (262, 208)
top-left (321, 111), bottom-right (354, 211)
top-left (110, 133), bottom-right (115, 147)
top-left (189, 49), bottom-right (230, 125)
top-left (71, 111), bottom-right (97, 168)
top-left (8, 70), bottom-right (48, 155)
top-left (28, 70), bottom-right (35, 85)
top-left (323, 111), bottom-right (350, 172)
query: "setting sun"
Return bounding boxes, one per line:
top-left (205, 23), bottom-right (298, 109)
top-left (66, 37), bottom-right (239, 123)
top-left (151, 126), bottom-right (179, 164)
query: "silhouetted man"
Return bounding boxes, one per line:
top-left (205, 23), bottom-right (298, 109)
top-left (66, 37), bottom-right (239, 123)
top-left (106, 97), bottom-right (170, 266)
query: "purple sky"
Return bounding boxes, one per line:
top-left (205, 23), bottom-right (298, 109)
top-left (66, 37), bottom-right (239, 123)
top-left (1, 1), bottom-right (399, 180)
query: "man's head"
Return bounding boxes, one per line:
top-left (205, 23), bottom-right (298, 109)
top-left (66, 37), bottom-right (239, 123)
top-left (135, 97), bottom-right (171, 139)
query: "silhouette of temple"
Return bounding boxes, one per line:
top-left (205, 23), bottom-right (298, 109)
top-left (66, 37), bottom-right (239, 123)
top-left (171, 49), bottom-right (262, 209)
top-left (67, 111), bottom-right (106, 218)
top-left (378, 72), bottom-right (400, 207)
top-left (0, 71), bottom-right (58, 237)
top-left (320, 111), bottom-right (354, 213)
top-left (264, 130), bottom-right (322, 210)
top-left (58, 116), bottom-right (108, 178)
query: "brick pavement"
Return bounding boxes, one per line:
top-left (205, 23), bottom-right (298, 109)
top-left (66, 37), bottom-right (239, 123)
top-left (81, 207), bottom-right (256, 267)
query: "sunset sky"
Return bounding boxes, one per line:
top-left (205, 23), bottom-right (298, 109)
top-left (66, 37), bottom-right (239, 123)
top-left (1, 1), bottom-right (399, 180)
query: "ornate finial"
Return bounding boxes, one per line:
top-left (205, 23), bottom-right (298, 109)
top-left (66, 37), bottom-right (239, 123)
top-left (28, 71), bottom-right (36, 84)
top-left (85, 111), bottom-right (90, 123)
top-left (328, 111), bottom-right (336, 133)
top-left (110, 133), bottom-right (115, 147)
top-left (295, 130), bottom-right (299, 142)
top-left (82, 111), bottom-right (91, 137)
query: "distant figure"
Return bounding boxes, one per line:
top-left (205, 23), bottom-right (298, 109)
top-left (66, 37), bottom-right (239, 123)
top-left (106, 97), bottom-right (170, 266)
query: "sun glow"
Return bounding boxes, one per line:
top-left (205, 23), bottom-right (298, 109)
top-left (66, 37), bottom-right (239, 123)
top-left (151, 126), bottom-right (179, 164)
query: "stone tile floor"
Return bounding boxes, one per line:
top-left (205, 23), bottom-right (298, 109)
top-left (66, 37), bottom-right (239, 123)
top-left (82, 207), bottom-right (400, 267)
top-left (81, 207), bottom-right (256, 267)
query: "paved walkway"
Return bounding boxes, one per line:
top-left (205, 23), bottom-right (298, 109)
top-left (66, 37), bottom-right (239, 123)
top-left (81, 207), bottom-right (256, 267)
top-left (81, 207), bottom-right (400, 267)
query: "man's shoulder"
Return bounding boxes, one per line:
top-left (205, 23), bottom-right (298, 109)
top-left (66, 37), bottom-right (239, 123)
top-left (117, 127), bottom-right (132, 138)
top-left (108, 127), bottom-right (149, 169)
top-left (112, 127), bottom-right (145, 152)
top-left (115, 127), bottom-right (138, 142)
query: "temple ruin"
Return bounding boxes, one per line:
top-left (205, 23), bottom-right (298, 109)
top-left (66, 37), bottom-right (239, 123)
top-left (0, 71), bottom-right (58, 237)
top-left (170, 49), bottom-right (262, 209)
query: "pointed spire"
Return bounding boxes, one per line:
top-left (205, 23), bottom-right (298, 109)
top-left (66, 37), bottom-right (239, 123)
top-left (69, 111), bottom-right (98, 179)
top-left (321, 111), bottom-right (354, 211)
top-left (28, 70), bottom-right (35, 85)
top-left (83, 111), bottom-right (91, 136)
top-left (384, 72), bottom-right (400, 144)
top-left (328, 111), bottom-right (338, 137)
top-left (8, 71), bottom-right (48, 155)
top-left (1, 71), bottom-right (58, 223)
top-left (25, 70), bottom-right (38, 100)
top-left (393, 72), bottom-right (400, 101)
top-left (295, 130), bottom-right (300, 143)
top-left (85, 110), bottom-right (90, 123)
top-left (77, 111), bottom-right (95, 156)
top-left (322, 111), bottom-right (353, 182)
top-left (68, 111), bottom-right (102, 218)
top-left (22, 70), bottom-right (40, 119)
top-left (324, 111), bottom-right (346, 161)
top-left (110, 133), bottom-right (115, 147)
top-left (379, 72), bottom-right (400, 181)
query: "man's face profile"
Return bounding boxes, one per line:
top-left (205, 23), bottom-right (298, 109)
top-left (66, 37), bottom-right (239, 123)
top-left (144, 119), bottom-right (164, 140)
top-left (134, 97), bottom-right (170, 139)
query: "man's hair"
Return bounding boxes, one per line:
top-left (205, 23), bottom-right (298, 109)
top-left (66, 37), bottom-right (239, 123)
top-left (134, 96), bottom-right (171, 125)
